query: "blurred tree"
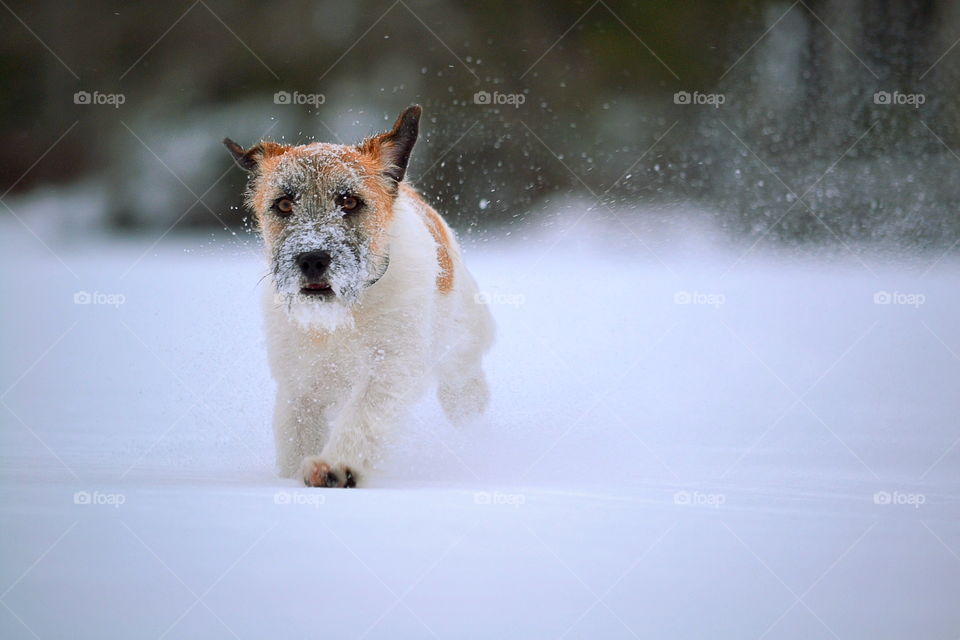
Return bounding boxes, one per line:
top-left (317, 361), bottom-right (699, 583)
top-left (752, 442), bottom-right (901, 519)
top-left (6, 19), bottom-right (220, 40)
top-left (1, 0), bottom-right (957, 246)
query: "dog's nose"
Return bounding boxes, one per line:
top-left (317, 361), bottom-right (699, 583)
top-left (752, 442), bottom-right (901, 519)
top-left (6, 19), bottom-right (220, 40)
top-left (296, 250), bottom-right (331, 279)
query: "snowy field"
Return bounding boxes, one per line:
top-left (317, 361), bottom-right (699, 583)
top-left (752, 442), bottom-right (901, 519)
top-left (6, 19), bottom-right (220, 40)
top-left (1, 214), bottom-right (959, 639)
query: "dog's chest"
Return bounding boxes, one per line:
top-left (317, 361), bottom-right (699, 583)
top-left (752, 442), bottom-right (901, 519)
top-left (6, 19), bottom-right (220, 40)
top-left (296, 329), bottom-right (368, 391)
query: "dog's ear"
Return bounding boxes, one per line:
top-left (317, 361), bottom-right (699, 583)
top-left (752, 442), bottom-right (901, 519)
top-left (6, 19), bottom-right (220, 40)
top-left (223, 138), bottom-right (288, 173)
top-left (362, 105), bottom-right (421, 183)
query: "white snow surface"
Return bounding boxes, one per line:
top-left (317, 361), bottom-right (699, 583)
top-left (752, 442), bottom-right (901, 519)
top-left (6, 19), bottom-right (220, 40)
top-left (1, 214), bottom-right (959, 639)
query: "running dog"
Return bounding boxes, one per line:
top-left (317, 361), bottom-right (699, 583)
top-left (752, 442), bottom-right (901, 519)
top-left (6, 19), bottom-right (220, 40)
top-left (224, 105), bottom-right (494, 487)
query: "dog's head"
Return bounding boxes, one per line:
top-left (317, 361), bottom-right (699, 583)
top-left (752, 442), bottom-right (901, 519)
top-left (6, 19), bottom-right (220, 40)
top-left (224, 105), bottom-right (421, 330)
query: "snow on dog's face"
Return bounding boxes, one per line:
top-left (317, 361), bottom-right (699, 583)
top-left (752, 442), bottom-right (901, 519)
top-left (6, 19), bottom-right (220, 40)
top-left (224, 106), bottom-right (421, 331)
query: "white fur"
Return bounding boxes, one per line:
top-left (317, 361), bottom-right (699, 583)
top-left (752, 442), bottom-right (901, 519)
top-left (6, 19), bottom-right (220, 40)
top-left (261, 189), bottom-right (494, 484)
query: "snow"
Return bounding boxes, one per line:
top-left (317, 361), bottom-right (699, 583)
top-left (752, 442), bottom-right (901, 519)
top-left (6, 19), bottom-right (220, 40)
top-left (1, 215), bottom-right (959, 638)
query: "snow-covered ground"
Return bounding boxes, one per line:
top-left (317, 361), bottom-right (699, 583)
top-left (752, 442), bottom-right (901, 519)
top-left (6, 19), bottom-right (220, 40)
top-left (1, 215), bottom-right (959, 639)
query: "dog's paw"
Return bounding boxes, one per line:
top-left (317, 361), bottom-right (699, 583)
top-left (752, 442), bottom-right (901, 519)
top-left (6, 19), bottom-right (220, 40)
top-left (301, 457), bottom-right (358, 488)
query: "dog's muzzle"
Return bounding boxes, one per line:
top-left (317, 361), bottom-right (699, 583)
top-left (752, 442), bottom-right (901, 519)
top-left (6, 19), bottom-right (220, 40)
top-left (295, 250), bottom-right (335, 297)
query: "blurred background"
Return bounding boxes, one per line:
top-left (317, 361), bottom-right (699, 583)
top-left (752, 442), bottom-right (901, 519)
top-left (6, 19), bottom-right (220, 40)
top-left (4, 0), bottom-right (960, 246)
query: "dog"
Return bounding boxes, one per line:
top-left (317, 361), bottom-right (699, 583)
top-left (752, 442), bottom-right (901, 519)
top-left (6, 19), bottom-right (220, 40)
top-left (224, 105), bottom-right (494, 487)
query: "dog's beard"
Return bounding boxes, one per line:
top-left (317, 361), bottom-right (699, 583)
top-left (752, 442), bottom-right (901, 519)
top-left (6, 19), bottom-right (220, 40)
top-left (271, 226), bottom-right (378, 332)
top-left (272, 274), bottom-right (361, 333)
top-left (286, 296), bottom-right (355, 332)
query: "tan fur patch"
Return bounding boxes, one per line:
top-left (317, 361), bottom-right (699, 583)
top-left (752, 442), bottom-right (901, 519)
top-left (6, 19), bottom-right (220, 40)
top-left (401, 185), bottom-right (455, 294)
top-left (352, 147), bottom-right (397, 255)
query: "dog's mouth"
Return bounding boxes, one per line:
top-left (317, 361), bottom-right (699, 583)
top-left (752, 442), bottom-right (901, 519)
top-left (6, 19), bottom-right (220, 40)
top-left (300, 282), bottom-right (334, 297)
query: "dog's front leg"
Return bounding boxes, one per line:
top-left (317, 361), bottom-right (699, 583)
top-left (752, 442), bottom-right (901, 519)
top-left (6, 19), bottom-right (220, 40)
top-left (301, 352), bottom-right (423, 488)
top-left (274, 385), bottom-right (330, 478)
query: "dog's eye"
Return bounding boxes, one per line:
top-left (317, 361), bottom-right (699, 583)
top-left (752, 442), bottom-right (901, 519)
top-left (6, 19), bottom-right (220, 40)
top-left (336, 194), bottom-right (361, 214)
top-left (272, 196), bottom-right (294, 216)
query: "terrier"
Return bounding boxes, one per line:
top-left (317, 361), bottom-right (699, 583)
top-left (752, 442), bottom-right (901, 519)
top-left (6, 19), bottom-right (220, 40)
top-left (224, 105), bottom-right (494, 487)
